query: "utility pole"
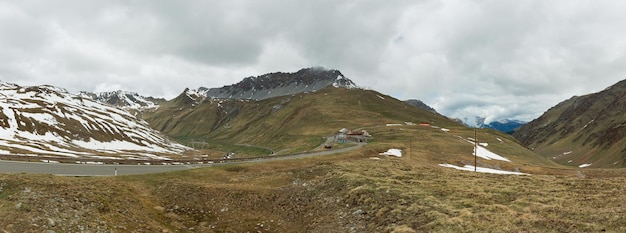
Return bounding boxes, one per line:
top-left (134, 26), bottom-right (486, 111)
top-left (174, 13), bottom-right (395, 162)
top-left (224, 123), bottom-right (230, 158)
top-left (474, 128), bottom-right (477, 172)
top-left (409, 136), bottom-right (412, 159)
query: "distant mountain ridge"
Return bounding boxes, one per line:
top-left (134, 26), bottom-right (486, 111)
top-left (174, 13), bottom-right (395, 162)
top-left (456, 116), bottom-right (526, 134)
top-left (78, 90), bottom-right (165, 110)
top-left (0, 81), bottom-right (188, 159)
top-left (484, 119), bottom-right (526, 134)
top-left (513, 79), bottom-right (626, 168)
top-left (186, 67), bottom-right (357, 101)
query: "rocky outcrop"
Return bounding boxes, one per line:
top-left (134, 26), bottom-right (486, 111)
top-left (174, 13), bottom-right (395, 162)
top-left (193, 67), bottom-right (357, 101)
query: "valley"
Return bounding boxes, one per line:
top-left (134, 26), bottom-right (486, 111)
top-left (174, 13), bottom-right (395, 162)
top-left (0, 68), bottom-right (624, 232)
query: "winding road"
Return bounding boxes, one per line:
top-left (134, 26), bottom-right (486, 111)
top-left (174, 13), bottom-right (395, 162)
top-left (0, 143), bottom-right (365, 176)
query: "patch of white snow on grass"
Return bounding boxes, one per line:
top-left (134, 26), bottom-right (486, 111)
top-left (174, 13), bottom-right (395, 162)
top-left (579, 163), bottom-right (592, 168)
top-left (473, 145), bottom-right (510, 162)
top-left (380, 149), bottom-right (402, 157)
top-left (439, 164), bottom-right (527, 175)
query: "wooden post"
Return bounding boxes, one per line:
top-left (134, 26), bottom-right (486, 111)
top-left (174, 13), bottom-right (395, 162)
top-left (474, 128), bottom-right (477, 172)
top-left (409, 136), bottom-right (412, 159)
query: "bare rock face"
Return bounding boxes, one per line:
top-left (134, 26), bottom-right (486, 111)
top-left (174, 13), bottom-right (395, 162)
top-left (404, 99), bottom-right (437, 113)
top-left (187, 67), bottom-right (358, 101)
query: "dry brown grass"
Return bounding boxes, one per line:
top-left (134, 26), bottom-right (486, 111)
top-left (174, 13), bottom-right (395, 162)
top-left (1, 144), bottom-right (625, 232)
top-left (0, 125), bottom-right (623, 232)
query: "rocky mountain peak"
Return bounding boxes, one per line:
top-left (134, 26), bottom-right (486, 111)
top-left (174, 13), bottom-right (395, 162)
top-left (187, 67), bottom-right (357, 101)
top-left (404, 99), bottom-right (437, 113)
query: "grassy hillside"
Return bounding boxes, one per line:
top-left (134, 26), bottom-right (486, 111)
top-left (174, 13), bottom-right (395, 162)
top-left (514, 79), bottom-right (626, 168)
top-left (0, 127), bottom-right (623, 232)
top-left (144, 87), bottom-right (462, 155)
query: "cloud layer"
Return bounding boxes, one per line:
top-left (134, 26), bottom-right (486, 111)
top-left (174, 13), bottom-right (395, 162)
top-left (1, 0), bottom-right (625, 122)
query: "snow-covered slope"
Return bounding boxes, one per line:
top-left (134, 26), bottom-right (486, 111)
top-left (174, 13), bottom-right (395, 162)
top-left (78, 90), bottom-right (164, 110)
top-left (187, 67), bottom-right (357, 101)
top-left (0, 82), bottom-right (188, 159)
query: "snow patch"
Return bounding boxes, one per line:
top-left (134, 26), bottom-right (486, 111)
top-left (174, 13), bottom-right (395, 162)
top-left (579, 163), bottom-right (592, 168)
top-left (464, 139), bottom-right (511, 162)
top-left (380, 149), bottom-right (402, 157)
top-left (582, 120), bottom-right (594, 129)
top-left (473, 145), bottom-right (510, 162)
top-left (439, 164), bottom-right (527, 175)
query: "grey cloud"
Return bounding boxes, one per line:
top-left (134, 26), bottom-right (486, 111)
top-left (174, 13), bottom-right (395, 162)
top-left (0, 0), bottom-right (625, 123)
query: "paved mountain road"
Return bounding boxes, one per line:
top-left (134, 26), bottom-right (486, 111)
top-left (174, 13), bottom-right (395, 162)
top-left (0, 160), bottom-right (195, 176)
top-left (0, 143), bottom-right (365, 176)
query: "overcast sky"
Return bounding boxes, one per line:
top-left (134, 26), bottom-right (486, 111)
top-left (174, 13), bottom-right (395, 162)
top-left (1, 0), bottom-right (625, 123)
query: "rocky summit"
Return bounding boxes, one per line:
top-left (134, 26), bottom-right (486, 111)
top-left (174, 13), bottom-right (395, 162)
top-left (188, 67), bottom-right (357, 101)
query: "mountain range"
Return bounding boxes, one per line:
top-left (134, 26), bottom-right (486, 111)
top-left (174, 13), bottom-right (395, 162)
top-left (141, 68), bottom-right (462, 155)
top-left (459, 116), bottom-right (526, 134)
top-left (0, 67), bottom-right (623, 168)
top-left (484, 119), bottom-right (526, 134)
top-left (2, 67), bottom-right (625, 232)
